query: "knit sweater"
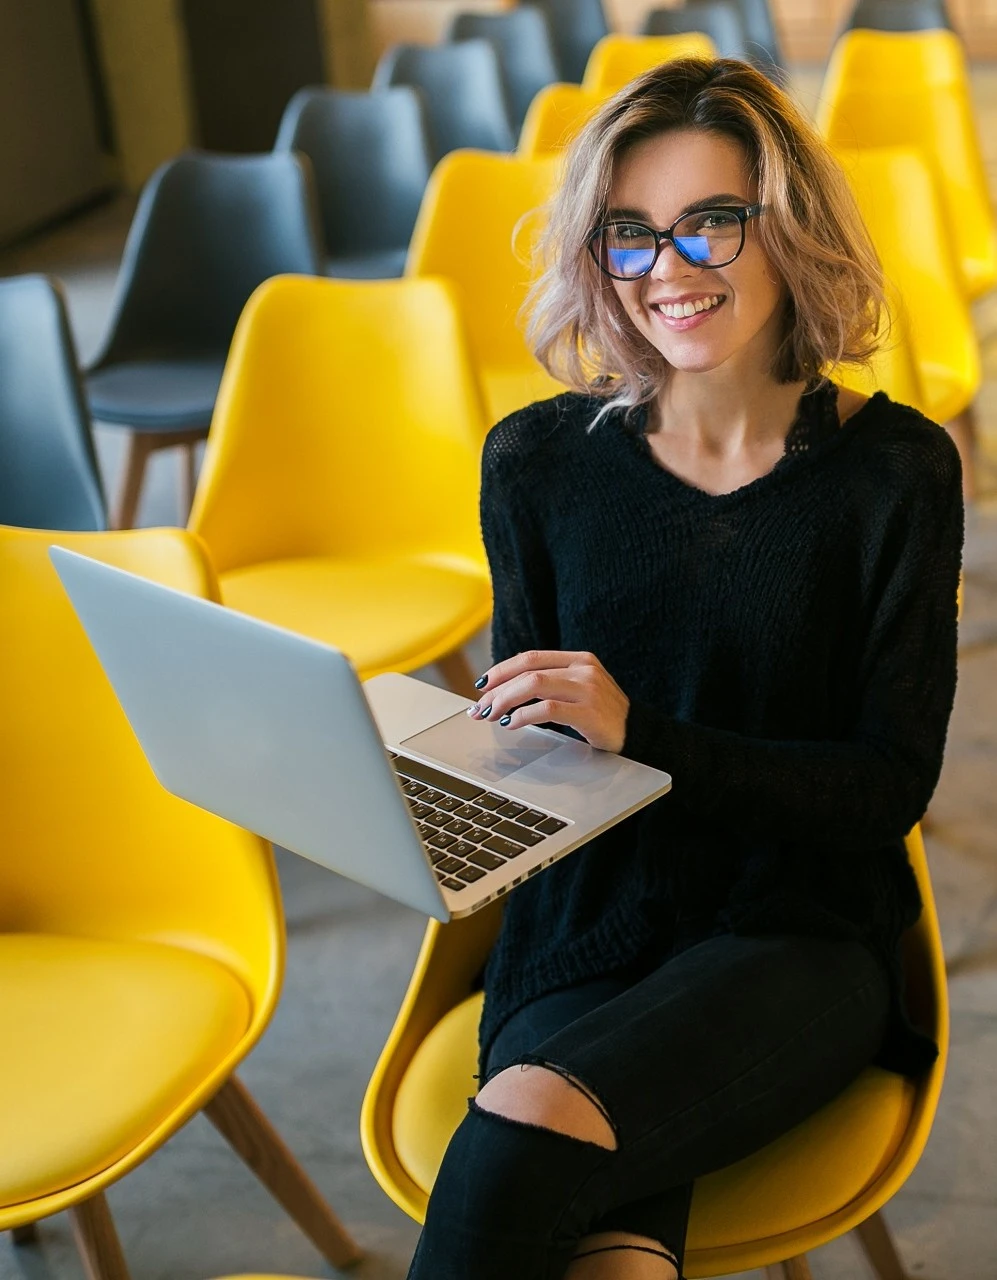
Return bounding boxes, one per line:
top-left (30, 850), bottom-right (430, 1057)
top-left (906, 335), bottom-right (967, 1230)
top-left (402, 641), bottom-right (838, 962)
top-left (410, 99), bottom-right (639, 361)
top-left (477, 382), bottom-right (963, 1076)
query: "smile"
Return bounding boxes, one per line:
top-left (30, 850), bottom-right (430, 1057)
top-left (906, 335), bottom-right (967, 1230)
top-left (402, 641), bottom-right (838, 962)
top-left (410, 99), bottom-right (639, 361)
top-left (653, 294), bottom-right (725, 318)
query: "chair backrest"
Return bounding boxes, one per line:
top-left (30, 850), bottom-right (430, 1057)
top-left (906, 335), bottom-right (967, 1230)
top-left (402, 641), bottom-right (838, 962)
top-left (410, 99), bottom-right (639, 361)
top-left (526, 0), bottom-right (609, 84)
top-left (188, 275), bottom-right (488, 577)
top-left (0, 275), bottom-right (105, 531)
top-left (732, 0), bottom-right (785, 71)
top-left (844, 0), bottom-right (954, 32)
top-left (373, 41), bottom-right (515, 161)
top-left (448, 9), bottom-right (561, 132)
top-left (275, 86), bottom-right (432, 263)
top-left (582, 33), bottom-right (718, 92)
top-left (817, 29), bottom-right (997, 299)
top-left (644, 1), bottom-right (749, 60)
top-left (89, 152), bottom-right (322, 367)
top-left (0, 524), bottom-right (282, 1011)
top-left (518, 82), bottom-right (608, 157)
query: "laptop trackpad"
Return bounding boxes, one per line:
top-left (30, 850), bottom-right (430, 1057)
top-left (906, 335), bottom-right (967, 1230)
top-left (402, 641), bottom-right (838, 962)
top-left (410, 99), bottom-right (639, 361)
top-left (401, 709), bottom-right (565, 785)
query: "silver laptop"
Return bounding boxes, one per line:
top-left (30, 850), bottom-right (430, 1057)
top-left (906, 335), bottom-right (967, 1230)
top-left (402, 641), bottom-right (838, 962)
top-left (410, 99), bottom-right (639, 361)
top-left (50, 548), bottom-right (671, 921)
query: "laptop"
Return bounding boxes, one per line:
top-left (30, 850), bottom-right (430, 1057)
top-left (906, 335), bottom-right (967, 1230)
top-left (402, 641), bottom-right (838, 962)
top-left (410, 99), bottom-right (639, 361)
top-left (50, 548), bottom-right (672, 921)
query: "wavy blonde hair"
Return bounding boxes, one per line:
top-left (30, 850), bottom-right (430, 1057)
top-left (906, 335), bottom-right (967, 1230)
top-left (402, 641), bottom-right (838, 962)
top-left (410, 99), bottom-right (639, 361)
top-left (525, 58), bottom-right (886, 416)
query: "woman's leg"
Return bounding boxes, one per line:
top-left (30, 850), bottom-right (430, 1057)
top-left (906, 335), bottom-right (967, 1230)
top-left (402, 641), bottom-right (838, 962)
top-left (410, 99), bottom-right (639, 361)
top-left (407, 934), bottom-right (889, 1280)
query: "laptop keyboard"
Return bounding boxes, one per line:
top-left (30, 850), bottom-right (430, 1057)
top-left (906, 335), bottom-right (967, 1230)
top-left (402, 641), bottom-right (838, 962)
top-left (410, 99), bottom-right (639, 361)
top-left (389, 753), bottom-right (568, 893)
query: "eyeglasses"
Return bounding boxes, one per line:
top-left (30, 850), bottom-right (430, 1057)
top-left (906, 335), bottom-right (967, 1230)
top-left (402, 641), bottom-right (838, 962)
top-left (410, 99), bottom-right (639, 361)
top-left (588, 204), bottom-right (764, 280)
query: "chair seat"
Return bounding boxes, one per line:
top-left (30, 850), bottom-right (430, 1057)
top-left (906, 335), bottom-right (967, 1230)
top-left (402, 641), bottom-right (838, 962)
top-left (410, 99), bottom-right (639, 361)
top-left (86, 358), bottom-right (225, 430)
top-left (481, 365), bottom-right (565, 425)
top-left (392, 992), bottom-right (916, 1249)
top-left (325, 248), bottom-right (408, 279)
top-left (0, 933), bottom-right (251, 1207)
top-left (219, 553), bottom-right (492, 678)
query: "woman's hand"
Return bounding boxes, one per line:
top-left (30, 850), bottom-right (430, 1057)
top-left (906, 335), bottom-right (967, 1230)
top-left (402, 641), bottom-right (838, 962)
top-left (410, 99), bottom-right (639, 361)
top-left (467, 650), bottom-right (630, 754)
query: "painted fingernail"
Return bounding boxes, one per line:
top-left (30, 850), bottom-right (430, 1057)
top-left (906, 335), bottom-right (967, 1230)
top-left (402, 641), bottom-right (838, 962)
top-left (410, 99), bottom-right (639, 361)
top-left (499, 714), bottom-right (511, 726)
top-left (474, 674), bottom-right (489, 689)
top-left (480, 705), bottom-right (492, 718)
top-left (466, 704), bottom-right (479, 716)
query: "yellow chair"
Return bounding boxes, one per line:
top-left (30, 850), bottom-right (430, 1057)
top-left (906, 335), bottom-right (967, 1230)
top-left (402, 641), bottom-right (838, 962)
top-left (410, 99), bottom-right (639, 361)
top-left (818, 29), bottom-right (997, 300)
top-left (582, 33), bottom-right (717, 93)
top-left (832, 144), bottom-right (980, 427)
top-left (518, 82), bottom-right (609, 158)
top-left (189, 275), bottom-right (491, 697)
top-left (406, 150), bottom-right (565, 424)
top-left (0, 526), bottom-right (360, 1278)
top-left (361, 827), bottom-right (945, 1279)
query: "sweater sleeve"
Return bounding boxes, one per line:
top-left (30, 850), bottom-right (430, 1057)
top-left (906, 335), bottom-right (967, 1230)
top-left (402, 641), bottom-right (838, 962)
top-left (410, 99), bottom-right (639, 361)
top-left (622, 426), bottom-right (964, 849)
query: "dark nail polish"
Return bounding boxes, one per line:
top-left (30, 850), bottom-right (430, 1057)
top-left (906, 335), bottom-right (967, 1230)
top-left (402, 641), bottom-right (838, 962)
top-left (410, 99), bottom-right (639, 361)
top-left (480, 705), bottom-right (492, 718)
top-left (499, 714), bottom-right (511, 726)
top-left (474, 674), bottom-right (488, 689)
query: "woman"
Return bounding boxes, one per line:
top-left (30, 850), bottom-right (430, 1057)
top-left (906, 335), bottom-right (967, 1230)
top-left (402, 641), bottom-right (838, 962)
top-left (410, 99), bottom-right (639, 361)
top-left (407, 58), bottom-right (963, 1280)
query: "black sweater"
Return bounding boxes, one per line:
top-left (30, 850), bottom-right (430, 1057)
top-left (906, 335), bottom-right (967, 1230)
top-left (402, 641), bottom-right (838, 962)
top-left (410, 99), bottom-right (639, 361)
top-left (477, 382), bottom-right (963, 1076)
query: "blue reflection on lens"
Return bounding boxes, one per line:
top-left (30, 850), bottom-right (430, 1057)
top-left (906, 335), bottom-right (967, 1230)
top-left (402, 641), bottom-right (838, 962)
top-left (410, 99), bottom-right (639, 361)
top-left (674, 235), bottom-right (712, 263)
top-left (607, 247), bottom-right (655, 277)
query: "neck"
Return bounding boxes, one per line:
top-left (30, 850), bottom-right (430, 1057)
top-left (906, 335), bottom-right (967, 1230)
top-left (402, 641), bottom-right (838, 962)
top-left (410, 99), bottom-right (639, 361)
top-left (652, 361), bottom-right (808, 456)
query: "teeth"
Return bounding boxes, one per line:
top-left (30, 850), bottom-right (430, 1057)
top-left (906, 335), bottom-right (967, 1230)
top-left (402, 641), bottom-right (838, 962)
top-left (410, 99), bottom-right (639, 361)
top-left (659, 295), bottom-right (722, 318)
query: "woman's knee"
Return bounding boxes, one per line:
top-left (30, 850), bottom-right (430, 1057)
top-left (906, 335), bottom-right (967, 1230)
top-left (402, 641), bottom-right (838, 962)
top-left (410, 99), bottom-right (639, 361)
top-left (476, 1062), bottom-right (618, 1150)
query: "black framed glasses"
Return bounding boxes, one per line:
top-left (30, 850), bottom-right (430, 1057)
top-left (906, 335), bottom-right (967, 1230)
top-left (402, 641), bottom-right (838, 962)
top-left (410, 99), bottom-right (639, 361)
top-left (588, 204), bottom-right (764, 280)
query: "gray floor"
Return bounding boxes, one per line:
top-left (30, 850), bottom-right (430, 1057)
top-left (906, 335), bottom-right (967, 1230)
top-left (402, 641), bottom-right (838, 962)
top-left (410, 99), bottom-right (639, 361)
top-left (4, 79), bottom-right (997, 1280)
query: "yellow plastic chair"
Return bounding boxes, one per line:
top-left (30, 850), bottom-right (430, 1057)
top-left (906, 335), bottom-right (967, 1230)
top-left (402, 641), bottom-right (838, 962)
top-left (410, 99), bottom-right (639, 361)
top-left (0, 526), bottom-right (360, 1279)
top-left (832, 144), bottom-right (980, 427)
top-left (406, 150), bottom-right (565, 424)
top-left (360, 827), bottom-right (946, 1279)
top-left (818, 29), bottom-right (997, 300)
top-left (582, 33), bottom-right (717, 93)
top-left (188, 275), bottom-right (491, 697)
top-left (518, 82), bottom-right (609, 158)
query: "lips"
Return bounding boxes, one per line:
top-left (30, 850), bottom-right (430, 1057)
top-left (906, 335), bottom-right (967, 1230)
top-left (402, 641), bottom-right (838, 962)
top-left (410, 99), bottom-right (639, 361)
top-left (652, 293), bottom-right (725, 318)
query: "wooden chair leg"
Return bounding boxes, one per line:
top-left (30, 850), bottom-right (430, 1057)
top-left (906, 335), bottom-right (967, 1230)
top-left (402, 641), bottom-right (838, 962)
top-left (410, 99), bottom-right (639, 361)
top-left (179, 441), bottom-right (198, 522)
top-left (855, 1210), bottom-right (907, 1280)
top-left (765, 1259), bottom-right (813, 1280)
top-left (203, 1074), bottom-right (362, 1270)
top-left (114, 433), bottom-right (155, 530)
top-left (944, 404), bottom-right (977, 503)
top-left (11, 1222), bottom-right (39, 1244)
top-left (436, 647), bottom-right (478, 700)
top-left (68, 1192), bottom-right (131, 1280)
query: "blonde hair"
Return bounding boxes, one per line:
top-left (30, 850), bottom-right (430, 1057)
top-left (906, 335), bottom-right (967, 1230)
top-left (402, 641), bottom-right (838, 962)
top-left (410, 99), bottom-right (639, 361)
top-left (525, 58), bottom-right (886, 417)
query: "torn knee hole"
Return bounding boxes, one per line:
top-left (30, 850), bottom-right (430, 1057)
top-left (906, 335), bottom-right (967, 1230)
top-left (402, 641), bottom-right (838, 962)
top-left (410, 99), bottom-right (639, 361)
top-left (475, 1060), bottom-right (619, 1150)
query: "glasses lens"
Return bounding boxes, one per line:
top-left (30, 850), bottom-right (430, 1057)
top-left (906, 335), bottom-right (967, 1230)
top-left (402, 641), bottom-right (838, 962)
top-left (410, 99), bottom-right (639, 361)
top-left (597, 223), bottom-right (657, 279)
top-left (672, 209), bottom-right (742, 267)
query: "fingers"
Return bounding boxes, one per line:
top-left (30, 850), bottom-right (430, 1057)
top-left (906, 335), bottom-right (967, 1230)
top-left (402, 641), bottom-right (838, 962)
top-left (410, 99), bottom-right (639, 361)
top-left (474, 650), bottom-right (585, 696)
top-left (468, 664), bottom-right (587, 725)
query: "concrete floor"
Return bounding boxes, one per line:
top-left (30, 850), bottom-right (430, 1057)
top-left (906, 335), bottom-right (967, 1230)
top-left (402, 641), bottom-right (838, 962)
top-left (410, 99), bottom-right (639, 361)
top-left (3, 71), bottom-right (997, 1280)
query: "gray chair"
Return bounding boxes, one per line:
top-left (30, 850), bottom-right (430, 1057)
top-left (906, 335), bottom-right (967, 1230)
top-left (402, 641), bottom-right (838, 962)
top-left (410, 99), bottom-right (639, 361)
top-left (373, 40), bottom-right (515, 160)
top-left (644, 0), bottom-right (749, 59)
top-left (733, 0), bottom-right (785, 75)
top-left (275, 86), bottom-right (433, 279)
top-left (447, 9), bottom-right (560, 133)
top-left (0, 274), bottom-right (106, 531)
top-left (85, 151), bottom-right (322, 529)
top-left (527, 0), bottom-right (609, 84)
top-left (844, 0), bottom-right (954, 31)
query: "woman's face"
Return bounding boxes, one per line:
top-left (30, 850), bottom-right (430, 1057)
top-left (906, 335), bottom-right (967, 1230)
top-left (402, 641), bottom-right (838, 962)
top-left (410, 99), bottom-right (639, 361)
top-left (605, 128), bottom-right (786, 378)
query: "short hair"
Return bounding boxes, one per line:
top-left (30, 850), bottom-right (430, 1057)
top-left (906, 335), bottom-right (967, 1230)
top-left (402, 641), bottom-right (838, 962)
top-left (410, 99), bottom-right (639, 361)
top-left (525, 58), bottom-right (886, 416)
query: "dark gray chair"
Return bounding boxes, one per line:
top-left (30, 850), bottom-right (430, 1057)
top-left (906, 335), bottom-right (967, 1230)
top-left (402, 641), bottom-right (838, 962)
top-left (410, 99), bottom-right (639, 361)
top-left (732, 0), bottom-right (785, 75)
top-left (0, 274), bottom-right (106, 531)
top-left (275, 86), bottom-right (432, 279)
top-left (526, 0), bottom-right (609, 84)
top-left (85, 151), bottom-right (322, 529)
top-left (447, 9), bottom-right (560, 134)
top-left (643, 1), bottom-right (749, 59)
top-left (844, 0), bottom-right (954, 31)
top-left (372, 40), bottom-right (515, 160)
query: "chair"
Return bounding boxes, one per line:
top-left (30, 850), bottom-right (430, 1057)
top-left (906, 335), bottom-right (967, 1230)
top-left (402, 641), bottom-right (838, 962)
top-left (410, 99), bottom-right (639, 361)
top-left (188, 275), bottom-right (492, 698)
top-left (0, 525), bottom-right (360, 1279)
top-left (526, 0), bottom-right (610, 84)
top-left (360, 825), bottom-right (945, 1278)
top-left (817, 28), bottom-right (997, 301)
top-left (732, 0), bottom-right (786, 74)
top-left (274, 87), bottom-right (433, 280)
top-left (372, 41), bottom-right (515, 161)
top-left (582, 33), bottom-right (718, 93)
top-left (448, 9), bottom-right (560, 134)
top-left (85, 151), bottom-right (322, 531)
top-left (844, 0), bottom-right (954, 33)
top-left (0, 274), bottom-right (106, 530)
top-left (643, 1), bottom-right (750, 61)
top-left (406, 150), bottom-right (565, 424)
top-left (518, 82), bottom-right (608, 158)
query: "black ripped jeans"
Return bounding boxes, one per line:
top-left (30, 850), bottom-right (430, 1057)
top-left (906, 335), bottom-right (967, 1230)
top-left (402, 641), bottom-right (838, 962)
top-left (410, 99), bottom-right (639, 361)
top-left (405, 933), bottom-right (890, 1280)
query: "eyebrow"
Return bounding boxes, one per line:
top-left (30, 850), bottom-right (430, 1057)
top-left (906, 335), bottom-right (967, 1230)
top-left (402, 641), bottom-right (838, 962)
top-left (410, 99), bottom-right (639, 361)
top-left (605, 193), bottom-right (750, 222)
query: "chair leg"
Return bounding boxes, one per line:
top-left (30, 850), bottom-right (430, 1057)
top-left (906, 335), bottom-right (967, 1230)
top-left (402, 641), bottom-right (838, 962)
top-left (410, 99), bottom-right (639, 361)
top-left (203, 1074), bottom-right (362, 1270)
top-left (11, 1223), bottom-right (39, 1244)
top-left (436, 647), bottom-right (479, 699)
top-left (179, 441), bottom-right (198, 522)
top-left (944, 405), bottom-right (976, 503)
top-left (68, 1192), bottom-right (131, 1280)
top-left (855, 1210), bottom-right (907, 1280)
top-left (114, 433), bottom-right (155, 530)
top-left (764, 1259), bottom-right (813, 1280)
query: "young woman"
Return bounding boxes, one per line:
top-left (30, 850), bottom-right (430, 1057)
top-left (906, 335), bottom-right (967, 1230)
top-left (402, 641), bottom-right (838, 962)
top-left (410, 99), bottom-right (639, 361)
top-left (406, 58), bottom-right (963, 1280)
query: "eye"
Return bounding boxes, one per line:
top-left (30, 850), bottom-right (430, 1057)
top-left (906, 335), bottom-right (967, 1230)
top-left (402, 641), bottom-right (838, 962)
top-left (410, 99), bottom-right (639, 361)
top-left (691, 210), bottom-right (740, 232)
top-left (608, 221), bottom-right (654, 243)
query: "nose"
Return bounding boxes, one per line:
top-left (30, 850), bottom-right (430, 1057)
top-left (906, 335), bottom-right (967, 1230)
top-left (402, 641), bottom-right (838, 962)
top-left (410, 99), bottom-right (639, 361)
top-left (648, 238), bottom-right (699, 284)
